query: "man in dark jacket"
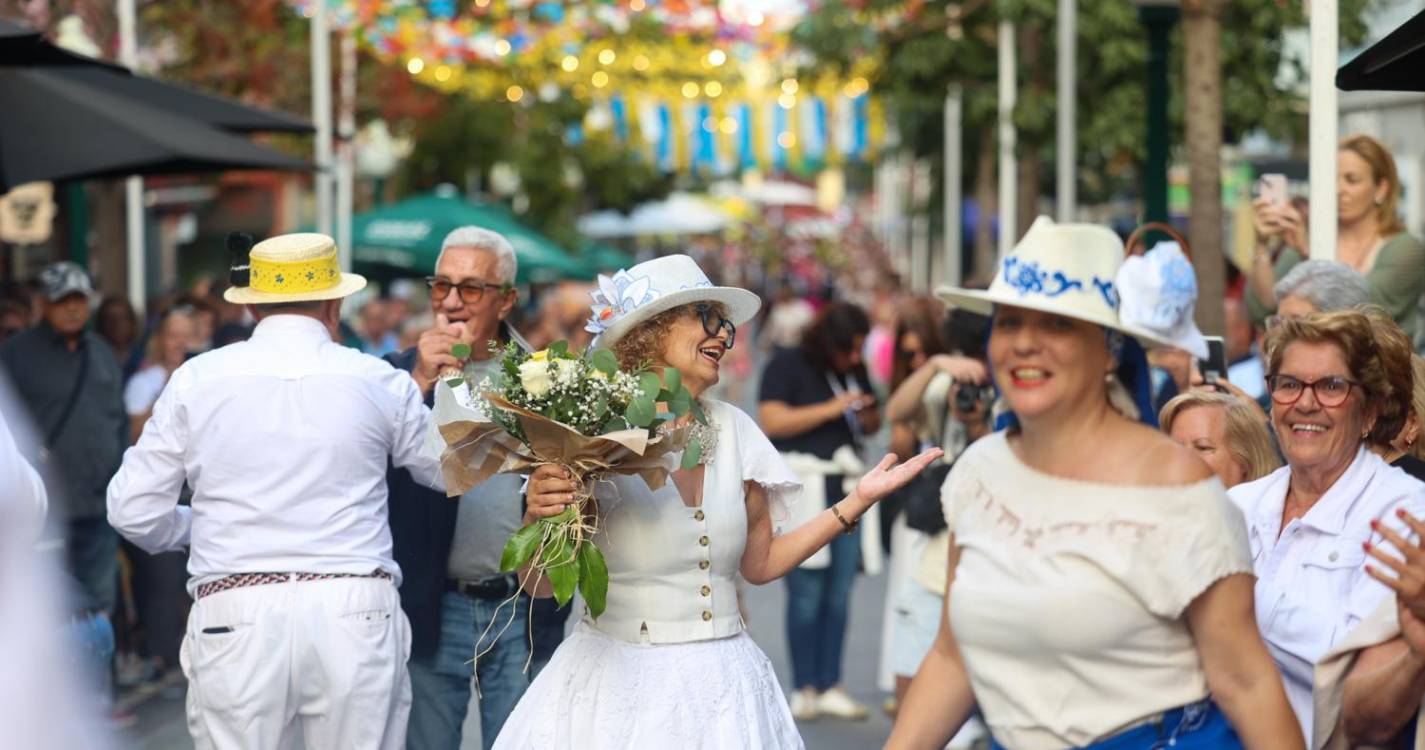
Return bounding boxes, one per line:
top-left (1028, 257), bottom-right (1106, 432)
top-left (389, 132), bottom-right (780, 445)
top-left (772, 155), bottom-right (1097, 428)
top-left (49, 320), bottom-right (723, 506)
top-left (0, 262), bottom-right (126, 612)
top-left (389, 227), bottom-right (566, 750)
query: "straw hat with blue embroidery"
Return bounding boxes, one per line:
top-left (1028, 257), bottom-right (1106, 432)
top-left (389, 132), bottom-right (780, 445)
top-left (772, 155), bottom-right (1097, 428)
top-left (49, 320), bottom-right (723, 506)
top-left (935, 215), bottom-right (1197, 353)
top-left (223, 233), bottom-right (366, 305)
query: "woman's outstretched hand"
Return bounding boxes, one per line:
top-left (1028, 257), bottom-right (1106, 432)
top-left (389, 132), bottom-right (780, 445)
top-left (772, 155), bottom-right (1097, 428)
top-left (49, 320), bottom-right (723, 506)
top-left (855, 449), bottom-right (944, 504)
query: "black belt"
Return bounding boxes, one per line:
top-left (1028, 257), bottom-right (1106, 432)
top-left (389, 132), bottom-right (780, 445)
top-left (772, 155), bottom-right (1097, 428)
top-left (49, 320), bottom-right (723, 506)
top-left (446, 574), bottom-right (519, 600)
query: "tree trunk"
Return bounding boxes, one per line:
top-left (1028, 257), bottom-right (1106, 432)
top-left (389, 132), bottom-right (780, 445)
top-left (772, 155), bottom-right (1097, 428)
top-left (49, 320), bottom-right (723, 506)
top-left (1182, 0), bottom-right (1226, 336)
top-left (1016, 25), bottom-right (1044, 241)
top-left (1017, 150), bottom-right (1040, 239)
top-left (973, 128), bottom-right (996, 284)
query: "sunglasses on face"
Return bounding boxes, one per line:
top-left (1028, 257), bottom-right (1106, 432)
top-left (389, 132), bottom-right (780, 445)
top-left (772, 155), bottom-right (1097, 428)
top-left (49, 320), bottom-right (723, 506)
top-left (695, 304), bottom-right (736, 349)
top-left (425, 276), bottom-right (511, 305)
top-left (1267, 374), bottom-right (1361, 408)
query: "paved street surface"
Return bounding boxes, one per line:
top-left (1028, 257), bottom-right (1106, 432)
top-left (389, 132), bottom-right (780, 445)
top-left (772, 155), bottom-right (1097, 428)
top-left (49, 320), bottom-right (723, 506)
top-left (117, 570), bottom-right (897, 749)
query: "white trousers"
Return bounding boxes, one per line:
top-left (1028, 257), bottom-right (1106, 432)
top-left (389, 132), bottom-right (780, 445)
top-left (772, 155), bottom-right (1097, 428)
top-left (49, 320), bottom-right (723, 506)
top-left (179, 576), bottom-right (411, 750)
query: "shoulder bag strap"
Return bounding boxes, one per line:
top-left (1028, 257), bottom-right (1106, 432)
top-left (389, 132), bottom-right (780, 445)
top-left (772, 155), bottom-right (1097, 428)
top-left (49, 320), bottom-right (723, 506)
top-left (45, 341), bottom-right (91, 449)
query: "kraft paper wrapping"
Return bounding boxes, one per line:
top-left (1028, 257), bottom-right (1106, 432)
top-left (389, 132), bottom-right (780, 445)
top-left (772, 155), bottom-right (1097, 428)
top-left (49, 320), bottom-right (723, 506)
top-left (435, 389), bottom-right (683, 498)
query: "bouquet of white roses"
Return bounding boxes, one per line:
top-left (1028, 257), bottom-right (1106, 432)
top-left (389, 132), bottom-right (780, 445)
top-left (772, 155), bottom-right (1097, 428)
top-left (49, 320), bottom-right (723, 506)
top-left (436, 340), bottom-right (706, 619)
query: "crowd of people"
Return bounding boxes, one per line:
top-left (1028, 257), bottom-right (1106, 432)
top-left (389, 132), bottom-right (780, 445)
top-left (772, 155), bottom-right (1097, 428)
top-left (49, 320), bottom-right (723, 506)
top-left (1, 130), bottom-right (1425, 750)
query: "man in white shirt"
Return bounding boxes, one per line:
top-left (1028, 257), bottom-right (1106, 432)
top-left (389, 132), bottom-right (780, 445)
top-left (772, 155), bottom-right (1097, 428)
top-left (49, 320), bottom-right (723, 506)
top-left (107, 233), bottom-right (444, 750)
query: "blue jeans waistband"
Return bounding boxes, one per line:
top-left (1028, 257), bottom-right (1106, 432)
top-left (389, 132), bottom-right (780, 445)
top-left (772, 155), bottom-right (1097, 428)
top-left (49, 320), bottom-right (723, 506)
top-left (990, 699), bottom-right (1242, 750)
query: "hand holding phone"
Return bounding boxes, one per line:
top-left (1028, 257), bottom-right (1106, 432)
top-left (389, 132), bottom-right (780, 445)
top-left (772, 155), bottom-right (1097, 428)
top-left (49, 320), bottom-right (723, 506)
top-left (1256, 174), bottom-right (1288, 207)
top-left (1199, 336), bottom-right (1227, 385)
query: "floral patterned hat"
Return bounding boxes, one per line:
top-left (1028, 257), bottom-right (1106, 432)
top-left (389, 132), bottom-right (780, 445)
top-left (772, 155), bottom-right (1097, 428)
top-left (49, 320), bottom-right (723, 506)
top-left (223, 233), bottom-right (366, 305)
top-left (934, 216), bottom-right (1178, 351)
top-left (585, 254), bottom-right (761, 349)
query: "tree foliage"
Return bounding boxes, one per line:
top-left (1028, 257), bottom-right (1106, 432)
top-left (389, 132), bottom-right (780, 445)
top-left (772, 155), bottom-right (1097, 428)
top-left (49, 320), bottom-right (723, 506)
top-left (794, 0), bottom-right (1374, 206)
top-left (397, 93), bottom-right (670, 248)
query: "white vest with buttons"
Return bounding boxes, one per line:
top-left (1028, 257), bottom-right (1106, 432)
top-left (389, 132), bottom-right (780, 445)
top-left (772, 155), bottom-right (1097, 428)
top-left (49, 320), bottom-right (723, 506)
top-left (587, 399), bottom-right (799, 645)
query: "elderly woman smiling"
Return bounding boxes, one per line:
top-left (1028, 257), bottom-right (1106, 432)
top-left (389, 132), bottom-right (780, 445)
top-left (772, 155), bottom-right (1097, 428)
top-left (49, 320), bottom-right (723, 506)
top-left (1227, 309), bottom-right (1425, 744)
top-left (498, 255), bottom-right (940, 749)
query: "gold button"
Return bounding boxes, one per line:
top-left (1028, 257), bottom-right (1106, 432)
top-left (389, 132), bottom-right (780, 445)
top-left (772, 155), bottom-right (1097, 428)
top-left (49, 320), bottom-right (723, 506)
top-left (699, 535), bottom-right (709, 546)
top-left (698, 560), bottom-right (710, 570)
top-left (700, 585), bottom-right (711, 596)
top-left (702, 610), bottom-right (712, 621)
top-left (694, 510), bottom-right (705, 522)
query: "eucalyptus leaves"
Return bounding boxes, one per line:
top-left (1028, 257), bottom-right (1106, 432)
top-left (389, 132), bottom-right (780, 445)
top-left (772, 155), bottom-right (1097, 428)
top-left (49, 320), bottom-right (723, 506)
top-left (449, 339), bottom-right (709, 619)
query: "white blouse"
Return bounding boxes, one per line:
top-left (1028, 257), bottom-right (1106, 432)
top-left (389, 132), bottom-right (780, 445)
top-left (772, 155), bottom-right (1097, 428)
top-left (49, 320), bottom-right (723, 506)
top-left (588, 400), bottom-right (800, 645)
top-left (944, 432), bottom-right (1253, 750)
top-left (1227, 446), bottom-right (1425, 742)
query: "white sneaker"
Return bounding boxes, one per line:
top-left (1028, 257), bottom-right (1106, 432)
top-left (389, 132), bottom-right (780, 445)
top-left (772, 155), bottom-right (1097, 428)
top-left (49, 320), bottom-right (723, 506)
top-left (789, 688), bottom-right (820, 721)
top-left (815, 686), bottom-right (870, 721)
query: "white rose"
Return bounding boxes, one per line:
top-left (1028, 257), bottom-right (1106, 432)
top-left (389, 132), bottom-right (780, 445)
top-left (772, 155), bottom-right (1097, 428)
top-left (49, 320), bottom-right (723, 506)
top-left (519, 359), bottom-right (553, 398)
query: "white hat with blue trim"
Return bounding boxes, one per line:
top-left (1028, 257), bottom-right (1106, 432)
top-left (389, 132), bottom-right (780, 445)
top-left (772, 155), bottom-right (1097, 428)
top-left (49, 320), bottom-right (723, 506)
top-left (584, 254), bottom-right (761, 349)
top-left (935, 216), bottom-right (1180, 351)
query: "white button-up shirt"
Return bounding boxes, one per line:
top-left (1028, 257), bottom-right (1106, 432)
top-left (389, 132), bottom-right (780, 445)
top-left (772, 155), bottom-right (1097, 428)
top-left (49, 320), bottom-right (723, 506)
top-left (1227, 446), bottom-right (1425, 741)
top-left (107, 315), bottom-right (444, 594)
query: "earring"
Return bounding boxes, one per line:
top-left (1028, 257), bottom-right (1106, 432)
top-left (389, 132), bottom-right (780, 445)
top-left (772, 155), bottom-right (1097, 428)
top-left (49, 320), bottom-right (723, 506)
top-left (1375, 196), bottom-right (1385, 206)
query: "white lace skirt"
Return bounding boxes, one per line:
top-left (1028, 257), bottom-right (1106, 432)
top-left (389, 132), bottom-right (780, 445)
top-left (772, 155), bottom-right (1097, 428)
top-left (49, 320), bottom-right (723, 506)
top-left (493, 622), bottom-right (804, 749)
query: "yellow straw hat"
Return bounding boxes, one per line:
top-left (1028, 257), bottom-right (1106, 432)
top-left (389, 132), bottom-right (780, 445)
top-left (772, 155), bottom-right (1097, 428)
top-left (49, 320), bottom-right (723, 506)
top-left (223, 233), bottom-right (366, 304)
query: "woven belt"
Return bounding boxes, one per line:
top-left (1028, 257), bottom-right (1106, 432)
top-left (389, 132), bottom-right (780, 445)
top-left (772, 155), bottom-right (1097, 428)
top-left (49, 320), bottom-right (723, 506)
top-left (195, 570), bottom-right (393, 600)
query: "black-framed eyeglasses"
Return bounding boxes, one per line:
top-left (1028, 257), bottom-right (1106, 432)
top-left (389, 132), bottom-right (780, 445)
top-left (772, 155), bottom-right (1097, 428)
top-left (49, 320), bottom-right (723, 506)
top-left (1267, 374), bottom-right (1362, 408)
top-left (425, 276), bottom-right (511, 304)
top-left (695, 304), bottom-right (736, 349)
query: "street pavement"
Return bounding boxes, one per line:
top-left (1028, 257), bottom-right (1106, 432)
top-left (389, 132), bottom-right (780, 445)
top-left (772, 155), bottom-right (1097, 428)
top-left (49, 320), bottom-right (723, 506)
top-left (116, 569), bottom-right (899, 749)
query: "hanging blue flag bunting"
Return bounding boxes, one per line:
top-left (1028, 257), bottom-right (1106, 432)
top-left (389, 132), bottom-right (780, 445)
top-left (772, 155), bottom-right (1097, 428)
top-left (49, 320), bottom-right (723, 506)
top-left (737, 103), bottom-right (755, 168)
top-left (610, 97), bottom-right (629, 142)
top-left (772, 103), bottom-right (789, 171)
top-left (799, 97), bottom-right (827, 163)
top-left (566, 123), bottom-right (584, 146)
top-left (852, 95), bottom-right (869, 161)
top-left (429, 0), bottom-right (457, 20)
top-left (656, 104), bottom-right (674, 172)
top-left (694, 103), bottom-right (715, 174)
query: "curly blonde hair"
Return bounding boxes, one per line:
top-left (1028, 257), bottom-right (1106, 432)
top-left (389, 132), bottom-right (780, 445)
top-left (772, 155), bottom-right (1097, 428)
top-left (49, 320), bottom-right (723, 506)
top-left (611, 301), bottom-right (729, 371)
top-left (1263, 309), bottom-right (1411, 447)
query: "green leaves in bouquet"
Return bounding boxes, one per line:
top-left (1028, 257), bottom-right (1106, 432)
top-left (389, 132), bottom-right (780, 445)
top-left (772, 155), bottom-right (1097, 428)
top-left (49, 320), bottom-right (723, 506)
top-left (548, 340), bottom-right (570, 359)
top-left (577, 542), bottom-right (609, 619)
top-left (624, 396), bottom-right (656, 428)
top-left (666, 387), bottom-right (693, 418)
top-left (679, 439), bottom-right (703, 470)
top-left (450, 343), bottom-right (472, 361)
top-left (501, 347), bottom-right (522, 380)
top-left (637, 372), bottom-right (663, 401)
top-left (601, 415), bottom-right (628, 434)
top-left (661, 367), bottom-right (682, 396)
top-left (590, 348), bottom-right (620, 376)
top-left (499, 523), bottom-right (543, 573)
top-left (545, 536), bottom-right (579, 607)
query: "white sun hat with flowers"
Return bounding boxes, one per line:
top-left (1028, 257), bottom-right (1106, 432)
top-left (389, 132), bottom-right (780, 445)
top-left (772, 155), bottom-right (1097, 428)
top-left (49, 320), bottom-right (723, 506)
top-left (585, 254), bottom-right (761, 349)
top-left (224, 233), bottom-right (366, 305)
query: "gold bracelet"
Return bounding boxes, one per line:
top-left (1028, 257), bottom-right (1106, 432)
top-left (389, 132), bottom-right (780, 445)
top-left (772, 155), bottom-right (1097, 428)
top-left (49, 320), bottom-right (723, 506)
top-left (830, 504), bottom-right (858, 535)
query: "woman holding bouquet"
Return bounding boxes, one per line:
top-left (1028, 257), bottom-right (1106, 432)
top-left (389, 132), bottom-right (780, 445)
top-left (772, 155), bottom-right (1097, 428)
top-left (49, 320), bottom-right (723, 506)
top-left (492, 255), bottom-right (940, 749)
